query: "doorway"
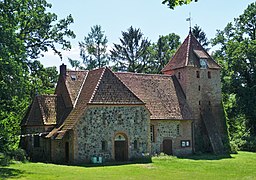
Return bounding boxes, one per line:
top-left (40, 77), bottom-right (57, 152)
top-left (65, 142), bottom-right (69, 163)
top-left (163, 139), bottom-right (172, 155)
top-left (114, 134), bottom-right (128, 161)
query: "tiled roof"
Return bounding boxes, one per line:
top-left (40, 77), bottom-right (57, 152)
top-left (162, 32), bottom-right (220, 72)
top-left (90, 67), bottom-right (144, 105)
top-left (65, 70), bottom-right (89, 104)
top-left (116, 72), bottom-right (193, 120)
top-left (23, 95), bottom-right (57, 126)
top-left (51, 67), bottom-right (144, 139)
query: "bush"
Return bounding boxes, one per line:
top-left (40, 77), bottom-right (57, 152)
top-left (229, 141), bottom-right (238, 154)
top-left (6, 148), bottom-right (27, 162)
top-left (0, 153), bottom-right (10, 166)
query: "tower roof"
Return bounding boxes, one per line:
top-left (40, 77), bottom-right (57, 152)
top-left (162, 32), bottom-right (220, 72)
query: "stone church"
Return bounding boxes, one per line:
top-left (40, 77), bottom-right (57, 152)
top-left (20, 32), bottom-right (229, 164)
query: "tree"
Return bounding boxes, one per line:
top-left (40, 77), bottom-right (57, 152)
top-left (192, 24), bottom-right (210, 50)
top-left (162, 0), bottom-right (198, 9)
top-left (212, 2), bottom-right (256, 150)
top-left (79, 25), bottom-right (109, 70)
top-left (110, 26), bottom-right (151, 73)
top-left (0, 0), bottom-right (75, 152)
top-left (148, 33), bottom-right (180, 73)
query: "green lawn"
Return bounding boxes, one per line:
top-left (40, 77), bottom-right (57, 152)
top-left (1, 151), bottom-right (256, 180)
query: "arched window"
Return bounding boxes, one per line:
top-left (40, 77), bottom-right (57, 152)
top-left (208, 71), bottom-right (211, 79)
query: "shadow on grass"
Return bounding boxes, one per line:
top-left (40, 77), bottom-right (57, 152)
top-left (0, 167), bottom-right (24, 179)
top-left (179, 153), bottom-right (232, 160)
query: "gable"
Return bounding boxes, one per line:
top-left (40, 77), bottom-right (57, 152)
top-left (90, 68), bottom-right (144, 105)
top-left (23, 95), bottom-right (57, 126)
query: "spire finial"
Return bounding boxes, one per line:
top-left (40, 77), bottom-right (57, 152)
top-left (186, 12), bottom-right (192, 33)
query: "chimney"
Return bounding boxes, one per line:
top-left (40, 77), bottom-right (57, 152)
top-left (60, 63), bottom-right (67, 77)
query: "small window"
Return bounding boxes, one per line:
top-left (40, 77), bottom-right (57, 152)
top-left (150, 125), bottom-right (155, 142)
top-left (196, 71), bottom-right (200, 78)
top-left (199, 101), bottom-right (201, 105)
top-left (181, 140), bottom-right (190, 147)
top-left (176, 124), bottom-right (180, 135)
top-left (71, 74), bottom-right (77, 81)
top-left (34, 135), bottom-right (40, 148)
top-left (200, 59), bottom-right (207, 69)
top-left (209, 101), bottom-right (211, 105)
top-left (134, 140), bottom-right (138, 150)
top-left (198, 85), bottom-right (201, 91)
top-left (102, 141), bottom-right (107, 151)
top-left (178, 72), bottom-right (181, 79)
top-left (208, 71), bottom-right (211, 79)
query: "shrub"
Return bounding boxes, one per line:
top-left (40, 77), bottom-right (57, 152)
top-left (6, 148), bottom-right (27, 162)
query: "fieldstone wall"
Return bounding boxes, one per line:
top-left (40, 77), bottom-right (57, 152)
top-left (151, 120), bottom-right (192, 156)
top-left (73, 105), bottom-right (150, 164)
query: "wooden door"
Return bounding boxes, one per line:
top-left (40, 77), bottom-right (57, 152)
top-left (163, 139), bottom-right (172, 155)
top-left (115, 141), bottom-right (128, 161)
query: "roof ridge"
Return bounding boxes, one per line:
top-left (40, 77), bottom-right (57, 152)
top-left (185, 33), bottom-right (191, 66)
top-left (36, 96), bottom-right (46, 123)
top-left (88, 67), bottom-right (106, 103)
top-left (73, 71), bottom-right (89, 107)
top-left (115, 71), bottom-right (173, 77)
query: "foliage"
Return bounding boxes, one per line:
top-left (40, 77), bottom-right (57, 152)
top-left (212, 2), bottom-right (256, 150)
top-left (1, 152), bottom-right (256, 179)
top-left (79, 25), bottom-right (109, 70)
top-left (192, 24), bottom-right (209, 50)
top-left (110, 26), bottom-right (151, 73)
top-left (0, 0), bottom-right (75, 153)
top-left (147, 33), bottom-right (180, 73)
top-left (162, 0), bottom-right (197, 9)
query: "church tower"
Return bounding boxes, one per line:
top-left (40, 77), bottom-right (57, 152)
top-left (162, 32), bottom-right (229, 154)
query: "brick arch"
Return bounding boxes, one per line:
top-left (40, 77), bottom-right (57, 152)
top-left (113, 132), bottom-right (128, 161)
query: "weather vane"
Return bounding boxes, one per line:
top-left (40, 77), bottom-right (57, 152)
top-left (186, 12), bottom-right (192, 32)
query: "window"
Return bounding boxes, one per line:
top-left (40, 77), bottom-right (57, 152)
top-left (150, 125), bottom-right (155, 142)
top-left (181, 140), bottom-right (190, 147)
top-left (196, 71), bottom-right (200, 78)
top-left (208, 71), bottom-right (211, 79)
top-left (199, 101), bottom-right (201, 105)
top-left (134, 140), bottom-right (138, 150)
top-left (198, 85), bottom-right (201, 91)
top-left (209, 101), bottom-right (211, 106)
top-left (178, 72), bottom-right (181, 79)
top-left (71, 74), bottom-right (77, 81)
top-left (176, 124), bottom-right (180, 135)
top-left (200, 59), bottom-right (207, 69)
top-left (102, 141), bottom-right (107, 151)
top-left (34, 135), bottom-right (40, 147)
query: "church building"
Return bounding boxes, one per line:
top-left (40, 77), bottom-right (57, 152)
top-left (20, 32), bottom-right (229, 164)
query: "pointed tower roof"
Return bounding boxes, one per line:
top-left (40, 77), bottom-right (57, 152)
top-left (162, 32), bottom-right (220, 73)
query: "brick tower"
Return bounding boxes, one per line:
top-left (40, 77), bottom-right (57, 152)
top-left (162, 31), bottom-right (229, 154)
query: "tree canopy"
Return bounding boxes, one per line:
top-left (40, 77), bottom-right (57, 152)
top-left (162, 0), bottom-right (197, 9)
top-left (212, 2), bottom-right (256, 151)
top-left (110, 26), bottom-right (151, 73)
top-left (0, 0), bottom-right (75, 152)
top-left (79, 25), bottom-right (109, 70)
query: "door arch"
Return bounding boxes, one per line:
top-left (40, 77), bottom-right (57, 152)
top-left (114, 133), bottom-right (128, 161)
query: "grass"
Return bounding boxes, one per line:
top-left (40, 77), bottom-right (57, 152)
top-left (1, 151), bottom-right (256, 180)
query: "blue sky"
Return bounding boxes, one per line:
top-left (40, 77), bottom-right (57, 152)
top-left (40, 0), bottom-right (255, 69)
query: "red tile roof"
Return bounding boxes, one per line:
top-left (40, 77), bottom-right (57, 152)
top-left (116, 72), bottom-right (193, 120)
top-left (51, 67), bottom-right (144, 139)
top-left (22, 95), bottom-right (57, 126)
top-left (162, 32), bottom-right (220, 72)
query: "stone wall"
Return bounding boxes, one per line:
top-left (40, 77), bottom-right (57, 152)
top-left (73, 105), bottom-right (151, 164)
top-left (151, 120), bottom-right (192, 156)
